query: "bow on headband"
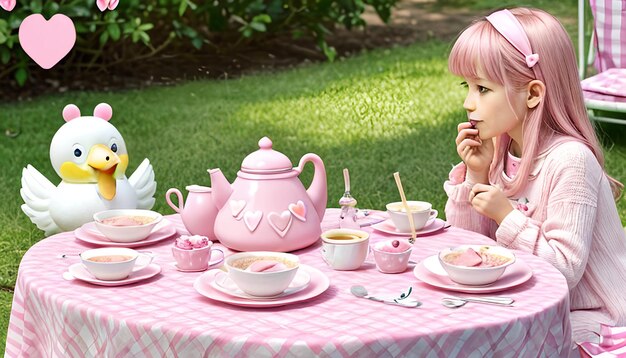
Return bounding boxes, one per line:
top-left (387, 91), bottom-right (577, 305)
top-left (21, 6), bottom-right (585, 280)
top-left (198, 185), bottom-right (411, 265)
top-left (486, 9), bottom-right (539, 68)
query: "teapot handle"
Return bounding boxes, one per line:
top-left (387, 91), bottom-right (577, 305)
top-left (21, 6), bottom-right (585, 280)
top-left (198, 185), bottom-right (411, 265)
top-left (166, 188), bottom-right (184, 213)
top-left (295, 153), bottom-right (327, 221)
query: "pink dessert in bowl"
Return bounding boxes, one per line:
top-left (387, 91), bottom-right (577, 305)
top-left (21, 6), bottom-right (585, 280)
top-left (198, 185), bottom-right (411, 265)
top-left (172, 235), bottom-right (223, 271)
top-left (438, 245), bottom-right (516, 286)
top-left (224, 251), bottom-right (299, 297)
top-left (372, 239), bottom-right (413, 274)
top-left (93, 209), bottom-right (162, 243)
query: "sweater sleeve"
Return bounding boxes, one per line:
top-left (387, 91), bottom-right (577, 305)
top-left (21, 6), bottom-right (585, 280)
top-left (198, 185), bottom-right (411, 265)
top-left (495, 146), bottom-right (600, 289)
top-left (443, 162), bottom-right (497, 238)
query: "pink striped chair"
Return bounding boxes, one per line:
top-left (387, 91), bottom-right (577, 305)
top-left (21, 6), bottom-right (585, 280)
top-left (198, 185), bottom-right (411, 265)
top-left (578, 0), bottom-right (626, 124)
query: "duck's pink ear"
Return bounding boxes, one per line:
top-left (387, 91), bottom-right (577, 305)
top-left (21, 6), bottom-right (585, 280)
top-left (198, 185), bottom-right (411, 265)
top-left (62, 104), bottom-right (81, 122)
top-left (93, 103), bottom-right (112, 121)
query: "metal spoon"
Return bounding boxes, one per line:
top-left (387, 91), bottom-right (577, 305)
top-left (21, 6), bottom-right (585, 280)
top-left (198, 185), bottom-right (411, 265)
top-left (442, 296), bottom-right (514, 308)
top-left (350, 285), bottom-right (421, 308)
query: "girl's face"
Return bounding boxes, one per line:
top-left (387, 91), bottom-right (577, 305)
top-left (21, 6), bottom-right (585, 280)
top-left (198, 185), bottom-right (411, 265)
top-left (462, 70), bottom-right (527, 141)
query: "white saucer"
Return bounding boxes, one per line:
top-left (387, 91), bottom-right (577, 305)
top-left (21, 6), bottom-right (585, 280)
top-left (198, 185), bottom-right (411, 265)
top-left (74, 219), bottom-right (177, 248)
top-left (371, 218), bottom-right (447, 236)
top-left (170, 255), bottom-right (225, 272)
top-left (210, 269), bottom-right (311, 300)
top-left (194, 264), bottom-right (330, 308)
top-left (66, 263), bottom-right (161, 286)
top-left (414, 255), bottom-right (533, 293)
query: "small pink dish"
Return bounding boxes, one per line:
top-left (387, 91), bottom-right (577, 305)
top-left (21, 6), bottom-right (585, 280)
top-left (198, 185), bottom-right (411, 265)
top-left (172, 243), bottom-right (224, 272)
top-left (372, 240), bottom-right (413, 274)
top-left (66, 263), bottom-right (161, 286)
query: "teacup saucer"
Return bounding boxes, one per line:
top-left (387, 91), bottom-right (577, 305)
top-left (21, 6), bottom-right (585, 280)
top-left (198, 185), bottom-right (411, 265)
top-left (74, 219), bottom-right (177, 248)
top-left (170, 255), bottom-right (225, 272)
top-left (66, 263), bottom-right (161, 286)
top-left (210, 269), bottom-right (311, 300)
top-left (371, 218), bottom-right (446, 236)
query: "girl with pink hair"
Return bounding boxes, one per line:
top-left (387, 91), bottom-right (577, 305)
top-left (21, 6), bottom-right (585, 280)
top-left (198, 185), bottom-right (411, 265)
top-left (444, 7), bottom-right (626, 352)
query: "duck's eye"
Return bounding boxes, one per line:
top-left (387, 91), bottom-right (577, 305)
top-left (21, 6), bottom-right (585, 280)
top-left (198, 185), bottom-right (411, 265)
top-left (74, 148), bottom-right (82, 157)
top-left (111, 143), bottom-right (117, 153)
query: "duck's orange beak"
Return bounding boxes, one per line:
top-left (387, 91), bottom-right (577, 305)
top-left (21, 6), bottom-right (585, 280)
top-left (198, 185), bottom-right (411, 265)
top-left (87, 144), bottom-right (120, 200)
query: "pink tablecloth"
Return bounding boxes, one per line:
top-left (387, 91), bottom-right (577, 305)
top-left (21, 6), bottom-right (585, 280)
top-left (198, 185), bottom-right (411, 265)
top-left (6, 209), bottom-right (572, 357)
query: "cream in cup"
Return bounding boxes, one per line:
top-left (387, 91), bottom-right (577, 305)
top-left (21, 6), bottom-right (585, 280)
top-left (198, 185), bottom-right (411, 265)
top-left (80, 247), bottom-right (154, 281)
top-left (320, 229), bottom-right (370, 270)
top-left (386, 201), bottom-right (438, 232)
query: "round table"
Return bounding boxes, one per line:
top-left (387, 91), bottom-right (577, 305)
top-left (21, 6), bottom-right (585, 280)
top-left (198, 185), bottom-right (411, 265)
top-left (6, 209), bottom-right (572, 357)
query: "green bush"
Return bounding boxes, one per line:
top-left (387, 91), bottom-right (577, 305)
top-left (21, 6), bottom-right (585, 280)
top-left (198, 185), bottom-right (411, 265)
top-left (0, 0), bottom-right (398, 86)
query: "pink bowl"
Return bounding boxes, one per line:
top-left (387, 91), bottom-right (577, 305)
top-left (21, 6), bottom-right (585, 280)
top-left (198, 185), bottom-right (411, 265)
top-left (372, 245), bottom-right (412, 274)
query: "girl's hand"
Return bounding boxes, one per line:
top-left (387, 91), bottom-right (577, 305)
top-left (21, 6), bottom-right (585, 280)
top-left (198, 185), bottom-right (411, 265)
top-left (455, 122), bottom-right (493, 184)
top-left (469, 184), bottom-right (514, 225)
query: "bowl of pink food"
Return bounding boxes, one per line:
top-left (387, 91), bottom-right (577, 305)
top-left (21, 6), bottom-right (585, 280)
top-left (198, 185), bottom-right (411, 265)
top-left (438, 245), bottom-right (515, 286)
top-left (224, 251), bottom-right (299, 297)
top-left (93, 209), bottom-right (162, 243)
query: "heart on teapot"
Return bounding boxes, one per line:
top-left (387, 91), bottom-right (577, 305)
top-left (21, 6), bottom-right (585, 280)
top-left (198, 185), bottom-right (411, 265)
top-left (243, 211), bottom-right (262, 232)
top-left (229, 200), bottom-right (246, 219)
top-left (268, 210), bottom-right (292, 237)
top-left (288, 200), bottom-right (307, 222)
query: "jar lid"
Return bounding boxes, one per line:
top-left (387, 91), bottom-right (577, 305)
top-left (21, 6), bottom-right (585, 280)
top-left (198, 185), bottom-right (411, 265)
top-left (240, 137), bottom-right (293, 174)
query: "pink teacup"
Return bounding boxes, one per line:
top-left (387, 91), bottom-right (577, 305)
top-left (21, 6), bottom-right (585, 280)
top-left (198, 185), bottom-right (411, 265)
top-left (172, 243), bottom-right (224, 271)
top-left (372, 240), bottom-right (413, 274)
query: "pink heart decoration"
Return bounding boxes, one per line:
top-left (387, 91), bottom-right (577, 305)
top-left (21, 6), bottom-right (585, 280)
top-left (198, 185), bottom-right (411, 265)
top-left (288, 200), bottom-right (307, 222)
top-left (0, 0), bottom-right (16, 11)
top-left (96, 0), bottom-right (119, 11)
top-left (229, 200), bottom-right (246, 219)
top-left (19, 14), bottom-right (76, 70)
top-left (268, 211), bottom-right (292, 238)
top-left (243, 211), bottom-right (262, 232)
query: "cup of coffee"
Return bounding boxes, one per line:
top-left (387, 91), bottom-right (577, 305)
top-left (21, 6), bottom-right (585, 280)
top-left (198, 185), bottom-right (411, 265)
top-left (320, 229), bottom-right (370, 270)
top-left (386, 201), bottom-right (438, 232)
top-left (224, 251), bottom-right (299, 297)
top-left (80, 247), bottom-right (154, 281)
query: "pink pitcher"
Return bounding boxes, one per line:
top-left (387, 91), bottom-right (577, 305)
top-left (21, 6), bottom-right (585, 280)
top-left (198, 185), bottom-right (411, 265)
top-left (166, 185), bottom-right (218, 241)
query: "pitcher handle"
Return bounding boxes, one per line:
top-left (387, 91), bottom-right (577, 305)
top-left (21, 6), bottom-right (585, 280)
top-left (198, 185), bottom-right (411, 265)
top-left (166, 188), bottom-right (184, 213)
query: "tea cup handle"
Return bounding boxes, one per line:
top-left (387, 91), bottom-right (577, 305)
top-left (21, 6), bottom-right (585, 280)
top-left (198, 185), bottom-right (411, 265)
top-left (429, 209), bottom-right (438, 221)
top-left (210, 248), bottom-right (225, 264)
top-left (132, 252), bottom-right (155, 272)
top-left (166, 188), bottom-right (184, 213)
top-left (320, 247), bottom-right (333, 267)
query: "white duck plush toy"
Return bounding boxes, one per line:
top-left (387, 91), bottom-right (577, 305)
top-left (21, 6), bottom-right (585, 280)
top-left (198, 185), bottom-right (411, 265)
top-left (20, 103), bottom-right (157, 236)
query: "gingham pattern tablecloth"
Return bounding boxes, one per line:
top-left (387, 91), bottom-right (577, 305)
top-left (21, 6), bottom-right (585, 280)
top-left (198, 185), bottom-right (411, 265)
top-left (5, 210), bottom-right (572, 357)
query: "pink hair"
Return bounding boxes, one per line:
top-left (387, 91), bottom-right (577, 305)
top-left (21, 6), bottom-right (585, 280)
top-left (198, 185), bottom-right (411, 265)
top-left (448, 7), bottom-right (623, 199)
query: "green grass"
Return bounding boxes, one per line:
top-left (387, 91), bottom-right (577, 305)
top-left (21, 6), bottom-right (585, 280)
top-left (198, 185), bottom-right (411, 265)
top-left (2, 1), bottom-right (625, 354)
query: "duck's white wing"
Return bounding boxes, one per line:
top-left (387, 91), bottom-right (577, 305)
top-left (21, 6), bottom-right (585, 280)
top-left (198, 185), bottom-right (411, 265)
top-left (20, 165), bottom-right (60, 236)
top-left (128, 158), bottom-right (156, 210)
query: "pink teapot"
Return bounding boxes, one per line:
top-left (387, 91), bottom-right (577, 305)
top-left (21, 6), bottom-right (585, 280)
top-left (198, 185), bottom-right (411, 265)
top-left (209, 137), bottom-right (327, 252)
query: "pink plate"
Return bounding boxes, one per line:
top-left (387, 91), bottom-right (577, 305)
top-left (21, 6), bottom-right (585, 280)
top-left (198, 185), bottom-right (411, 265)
top-left (372, 218), bottom-right (447, 236)
top-left (67, 263), bottom-right (161, 286)
top-left (74, 219), bottom-right (177, 248)
top-left (414, 255), bottom-right (533, 293)
top-left (194, 264), bottom-right (330, 308)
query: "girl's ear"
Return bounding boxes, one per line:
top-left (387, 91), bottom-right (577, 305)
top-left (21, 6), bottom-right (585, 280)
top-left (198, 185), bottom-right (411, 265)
top-left (526, 80), bottom-right (545, 109)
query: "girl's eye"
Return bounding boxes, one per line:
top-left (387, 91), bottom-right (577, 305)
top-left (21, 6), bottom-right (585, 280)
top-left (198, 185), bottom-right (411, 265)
top-left (460, 81), bottom-right (468, 89)
top-left (478, 85), bottom-right (490, 94)
top-left (111, 143), bottom-right (117, 153)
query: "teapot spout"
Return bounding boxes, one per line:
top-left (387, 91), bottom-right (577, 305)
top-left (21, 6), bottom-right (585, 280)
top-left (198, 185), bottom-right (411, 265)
top-left (296, 153), bottom-right (327, 220)
top-left (208, 168), bottom-right (233, 209)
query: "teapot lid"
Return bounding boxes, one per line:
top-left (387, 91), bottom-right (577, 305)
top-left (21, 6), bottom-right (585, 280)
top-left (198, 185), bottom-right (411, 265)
top-left (241, 137), bottom-right (293, 174)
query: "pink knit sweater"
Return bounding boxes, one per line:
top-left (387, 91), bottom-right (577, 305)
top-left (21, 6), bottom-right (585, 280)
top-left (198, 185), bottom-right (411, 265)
top-left (444, 139), bottom-right (626, 346)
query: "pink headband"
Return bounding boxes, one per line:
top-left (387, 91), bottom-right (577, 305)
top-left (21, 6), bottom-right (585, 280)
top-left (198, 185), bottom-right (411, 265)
top-left (486, 9), bottom-right (539, 68)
